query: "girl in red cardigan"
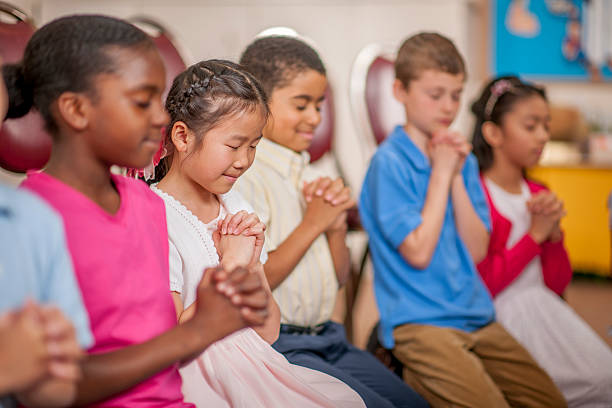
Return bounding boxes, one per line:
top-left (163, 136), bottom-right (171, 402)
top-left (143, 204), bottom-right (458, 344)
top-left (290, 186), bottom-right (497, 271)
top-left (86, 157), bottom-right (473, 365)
top-left (471, 76), bottom-right (612, 407)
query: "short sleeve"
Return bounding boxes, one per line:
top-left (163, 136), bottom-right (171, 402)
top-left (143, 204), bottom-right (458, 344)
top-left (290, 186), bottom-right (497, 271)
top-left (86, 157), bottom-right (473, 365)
top-left (168, 240), bottom-right (184, 293)
top-left (361, 151), bottom-right (424, 249)
top-left (44, 215), bottom-right (94, 348)
top-left (462, 154), bottom-right (491, 232)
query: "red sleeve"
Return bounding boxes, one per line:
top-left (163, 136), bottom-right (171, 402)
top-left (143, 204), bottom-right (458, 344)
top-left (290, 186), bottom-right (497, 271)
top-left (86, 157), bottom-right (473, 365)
top-left (540, 236), bottom-right (572, 296)
top-left (477, 231), bottom-right (543, 298)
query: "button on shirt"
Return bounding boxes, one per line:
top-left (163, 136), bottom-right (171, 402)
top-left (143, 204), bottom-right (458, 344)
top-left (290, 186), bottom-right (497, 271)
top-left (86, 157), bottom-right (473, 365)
top-left (235, 138), bottom-right (338, 327)
top-left (359, 126), bottom-right (495, 348)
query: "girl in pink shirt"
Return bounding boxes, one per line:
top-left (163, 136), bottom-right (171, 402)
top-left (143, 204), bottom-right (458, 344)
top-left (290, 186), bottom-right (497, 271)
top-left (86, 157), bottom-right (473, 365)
top-left (472, 75), bottom-right (612, 406)
top-left (7, 14), bottom-right (269, 407)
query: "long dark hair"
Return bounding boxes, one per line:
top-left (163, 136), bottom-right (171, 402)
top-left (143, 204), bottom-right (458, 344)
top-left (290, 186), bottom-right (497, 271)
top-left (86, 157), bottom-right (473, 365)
top-left (471, 75), bottom-right (546, 171)
top-left (2, 14), bottom-right (154, 135)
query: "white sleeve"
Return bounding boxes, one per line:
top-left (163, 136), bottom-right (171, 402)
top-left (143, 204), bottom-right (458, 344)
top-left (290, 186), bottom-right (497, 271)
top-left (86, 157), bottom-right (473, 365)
top-left (168, 239), bottom-right (184, 293)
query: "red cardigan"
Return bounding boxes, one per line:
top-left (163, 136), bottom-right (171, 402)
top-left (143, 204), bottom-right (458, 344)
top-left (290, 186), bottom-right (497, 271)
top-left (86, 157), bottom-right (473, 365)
top-left (477, 177), bottom-right (572, 298)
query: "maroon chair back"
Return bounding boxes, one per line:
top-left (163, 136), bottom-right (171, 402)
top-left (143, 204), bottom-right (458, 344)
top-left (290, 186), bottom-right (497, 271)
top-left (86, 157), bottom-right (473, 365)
top-left (308, 86), bottom-right (334, 162)
top-left (365, 56), bottom-right (404, 145)
top-left (0, 3), bottom-right (51, 173)
top-left (129, 17), bottom-right (187, 104)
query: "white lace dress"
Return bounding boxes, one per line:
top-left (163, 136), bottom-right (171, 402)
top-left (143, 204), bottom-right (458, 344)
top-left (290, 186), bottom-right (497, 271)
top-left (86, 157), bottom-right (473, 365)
top-left (151, 185), bottom-right (364, 408)
top-left (486, 178), bottom-right (612, 407)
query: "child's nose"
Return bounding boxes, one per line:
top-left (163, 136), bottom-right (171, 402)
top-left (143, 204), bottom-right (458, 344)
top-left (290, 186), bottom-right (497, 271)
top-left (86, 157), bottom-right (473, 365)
top-left (305, 106), bottom-right (321, 127)
top-left (153, 102), bottom-right (170, 127)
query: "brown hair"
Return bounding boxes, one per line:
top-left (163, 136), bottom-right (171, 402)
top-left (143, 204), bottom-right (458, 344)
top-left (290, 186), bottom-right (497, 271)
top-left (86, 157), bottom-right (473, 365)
top-left (395, 32), bottom-right (466, 87)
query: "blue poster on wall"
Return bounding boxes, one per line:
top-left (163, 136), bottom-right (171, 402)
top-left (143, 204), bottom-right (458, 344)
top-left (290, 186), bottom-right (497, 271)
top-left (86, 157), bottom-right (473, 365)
top-left (493, 0), bottom-right (612, 81)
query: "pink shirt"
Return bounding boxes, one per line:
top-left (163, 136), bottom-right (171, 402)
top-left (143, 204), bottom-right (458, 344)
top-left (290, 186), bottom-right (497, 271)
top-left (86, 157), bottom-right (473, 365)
top-left (22, 172), bottom-right (192, 408)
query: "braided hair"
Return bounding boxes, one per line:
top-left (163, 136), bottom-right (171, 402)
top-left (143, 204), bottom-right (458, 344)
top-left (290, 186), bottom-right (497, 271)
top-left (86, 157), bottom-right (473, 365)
top-left (2, 14), bottom-right (154, 136)
top-left (471, 75), bottom-right (546, 171)
top-left (154, 59), bottom-right (268, 181)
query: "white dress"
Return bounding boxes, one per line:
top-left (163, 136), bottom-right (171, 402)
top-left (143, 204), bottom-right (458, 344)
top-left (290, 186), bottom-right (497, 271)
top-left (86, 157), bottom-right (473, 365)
top-left (151, 185), bottom-right (365, 408)
top-left (486, 178), bottom-right (612, 408)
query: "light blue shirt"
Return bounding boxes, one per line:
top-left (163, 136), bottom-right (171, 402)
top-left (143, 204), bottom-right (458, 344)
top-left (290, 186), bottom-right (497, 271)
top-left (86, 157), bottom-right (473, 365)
top-left (0, 184), bottom-right (93, 347)
top-left (359, 126), bottom-right (495, 348)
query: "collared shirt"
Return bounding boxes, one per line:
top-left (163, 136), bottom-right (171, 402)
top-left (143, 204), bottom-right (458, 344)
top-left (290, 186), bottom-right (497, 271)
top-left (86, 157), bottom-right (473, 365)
top-left (235, 138), bottom-right (338, 327)
top-left (0, 184), bottom-right (93, 345)
top-left (359, 125), bottom-right (495, 348)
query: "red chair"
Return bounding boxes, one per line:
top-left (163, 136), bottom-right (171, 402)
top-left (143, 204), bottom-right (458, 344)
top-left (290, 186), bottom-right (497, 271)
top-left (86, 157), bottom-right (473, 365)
top-left (349, 44), bottom-right (406, 368)
top-left (0, 3), bottom-right (51, 173)
top-left (127, 17), bottom-right (188, 179)
top-left (128, 16), bottom-right (188, 104)
top-left (350, 43), bottom-right (405, 158)
top-left (308, 86), bottom-right (334, 163)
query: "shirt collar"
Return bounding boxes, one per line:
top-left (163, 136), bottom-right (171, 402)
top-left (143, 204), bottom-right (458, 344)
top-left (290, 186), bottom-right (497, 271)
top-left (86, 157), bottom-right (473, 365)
top-left (256, 138), bottom-right (311, 184)
top-left (389, 125), bottom-right (430, 172)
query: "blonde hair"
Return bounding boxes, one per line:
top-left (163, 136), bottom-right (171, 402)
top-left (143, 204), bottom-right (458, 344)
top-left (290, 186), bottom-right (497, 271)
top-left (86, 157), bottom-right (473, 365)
top-left (395, 32), bottom-right (466, 87)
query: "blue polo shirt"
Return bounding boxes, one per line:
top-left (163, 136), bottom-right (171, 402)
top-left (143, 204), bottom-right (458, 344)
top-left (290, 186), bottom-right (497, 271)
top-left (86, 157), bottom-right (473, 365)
top-left (0, 184), bottom-right (93, 348)
top-left (359, 126), bottom-right (495, 348)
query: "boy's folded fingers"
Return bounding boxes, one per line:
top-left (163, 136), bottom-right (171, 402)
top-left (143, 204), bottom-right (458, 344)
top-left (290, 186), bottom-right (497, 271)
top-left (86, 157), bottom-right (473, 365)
top-left (323, 178), bottom-right (345, 202)
top-left (314, 177), bottom-right (332, 196)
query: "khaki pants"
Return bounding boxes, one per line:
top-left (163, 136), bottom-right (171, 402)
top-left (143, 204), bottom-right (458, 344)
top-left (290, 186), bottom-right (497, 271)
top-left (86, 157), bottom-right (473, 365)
top-left (392, 322), bottom-right (566, 408)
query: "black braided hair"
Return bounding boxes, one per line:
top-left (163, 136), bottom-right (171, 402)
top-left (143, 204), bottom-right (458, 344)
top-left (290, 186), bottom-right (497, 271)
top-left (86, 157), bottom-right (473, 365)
top-left (153, 59), bottom-right (269, 182)
top-left (2, 14), bottom-right (154, 135)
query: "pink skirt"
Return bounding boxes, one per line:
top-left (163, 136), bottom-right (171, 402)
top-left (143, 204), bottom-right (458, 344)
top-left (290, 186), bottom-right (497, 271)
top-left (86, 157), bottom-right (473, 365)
top-left (179, 328), bottom-right (365, 407)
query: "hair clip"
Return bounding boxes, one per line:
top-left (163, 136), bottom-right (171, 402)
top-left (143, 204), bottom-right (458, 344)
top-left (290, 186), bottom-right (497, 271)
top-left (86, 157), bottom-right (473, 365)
top-left (484, 79), bottom-right (516, 120)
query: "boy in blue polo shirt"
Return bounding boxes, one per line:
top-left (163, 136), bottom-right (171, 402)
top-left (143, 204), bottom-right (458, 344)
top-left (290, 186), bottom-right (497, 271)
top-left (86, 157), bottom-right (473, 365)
top-left (358, 33), bottom-right (566, 408)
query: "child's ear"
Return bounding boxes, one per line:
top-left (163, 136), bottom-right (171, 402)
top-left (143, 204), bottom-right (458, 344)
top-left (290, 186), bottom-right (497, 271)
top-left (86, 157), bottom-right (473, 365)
top-left (481, 121), bottom-right (503, 148)
top-left (55, 92), bottom-right (89, 131)
top-left (392, 79), bottom-right (408, 104)
top-left (171, 121), bottom-right (194, 153)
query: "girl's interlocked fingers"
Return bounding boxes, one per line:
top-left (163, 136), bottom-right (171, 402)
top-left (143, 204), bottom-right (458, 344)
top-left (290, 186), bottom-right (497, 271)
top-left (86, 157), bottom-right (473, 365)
top-left (217, 211), bottom-right (266, 265)
top-left (213, 266), bottom-right (269, 327)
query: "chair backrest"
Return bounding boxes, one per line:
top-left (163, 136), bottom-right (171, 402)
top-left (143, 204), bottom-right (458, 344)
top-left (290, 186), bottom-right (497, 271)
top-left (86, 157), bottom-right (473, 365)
top-left (0, 3), bottom-right (51, 173)
top-left (254, 26), bottom-right (335, 164)
top-left (350, 44), bottom-right (405, 160)
top-left (128, 17), bottom-right (188, 104)
top-left (308, 86), bottom-right (334, 163)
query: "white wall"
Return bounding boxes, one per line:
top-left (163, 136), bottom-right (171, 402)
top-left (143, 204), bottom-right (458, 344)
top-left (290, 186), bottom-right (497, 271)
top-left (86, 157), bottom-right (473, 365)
top-left (4, 0), bottom-right (611, 189)
top-left (6, 0), bottom-right (479, 190)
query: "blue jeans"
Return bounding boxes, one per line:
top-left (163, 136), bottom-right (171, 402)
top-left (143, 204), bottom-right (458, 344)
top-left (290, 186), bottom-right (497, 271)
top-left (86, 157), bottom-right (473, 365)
top-left (273, 321), bottom-right (428, 408)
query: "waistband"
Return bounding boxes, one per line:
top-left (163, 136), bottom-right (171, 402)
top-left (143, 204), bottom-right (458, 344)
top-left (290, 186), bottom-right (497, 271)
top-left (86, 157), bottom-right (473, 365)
top-left (280, 322), bottom-right (327, 336)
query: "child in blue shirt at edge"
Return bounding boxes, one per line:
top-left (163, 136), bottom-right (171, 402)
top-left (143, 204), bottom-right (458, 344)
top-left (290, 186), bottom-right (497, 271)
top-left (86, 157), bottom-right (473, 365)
top-left (358, 32), bottom-right (566, 408)
top-left (0, 57), bottom-right (91, 408)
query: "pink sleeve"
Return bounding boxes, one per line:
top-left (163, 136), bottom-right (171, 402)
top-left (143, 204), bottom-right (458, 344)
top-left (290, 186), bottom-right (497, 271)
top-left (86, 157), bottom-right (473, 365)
top-left (477, 232), bottom-right (543, 298)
